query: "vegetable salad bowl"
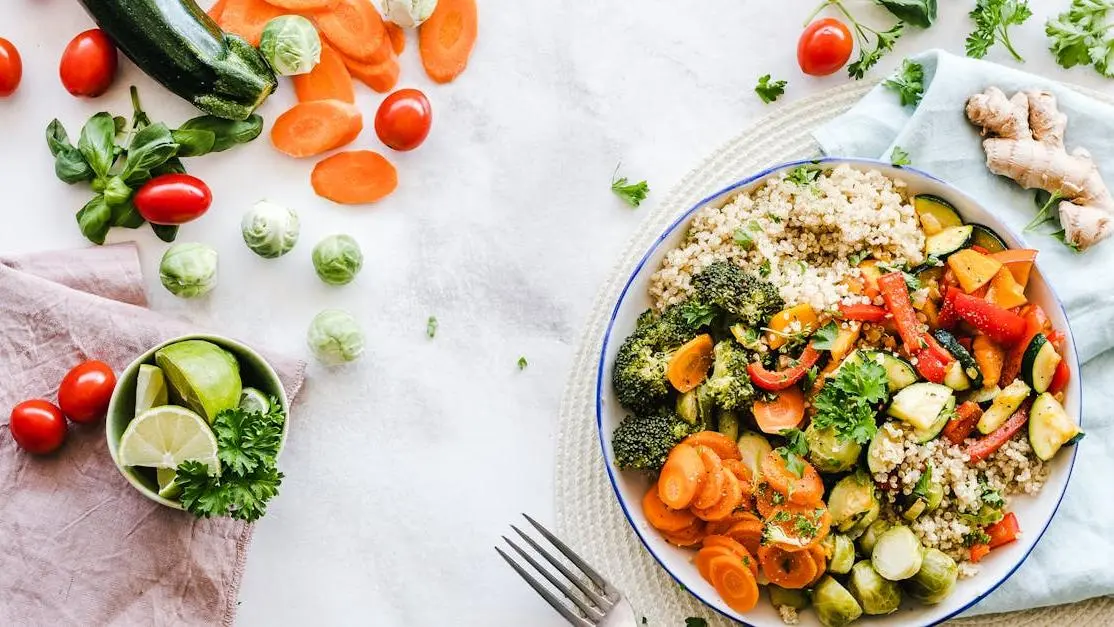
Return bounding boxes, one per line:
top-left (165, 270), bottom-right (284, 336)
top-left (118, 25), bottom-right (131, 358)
top-left (594, 158), bottom-right (1082, 626)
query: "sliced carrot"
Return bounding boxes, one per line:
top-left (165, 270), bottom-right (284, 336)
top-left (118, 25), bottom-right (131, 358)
top-left (758, 544), bottom-right (818, 590)
top-left (271, 99), bottom-right (363, 158)
top-left (386, 22), bottom-right (406, 54)
top-left (642, 483), bottom-right (696, 533)
top-left (752, 386), bottom-right (806, 435)
top-left (706, 510), bottom-right (760, 537)
top-left (315, 0), bottom-right (388, 62)
top-left (658, 444), bottom-right (706, 510)
top-left (667, 334), bottom-right (714, 393)
top-left (661, 521), bottom-right (706, 547)
top-left (807, 544), bottom-right (828, 587)
top-left (760, 450), bottom-right (823, 507)
top-left (207, 0), bottom-right (229, 20)
top-left (342, 41), bottom-right (401, 94)
top-left (692, 447), bottom-right (726, 510)
top-left (217, 0), bottom-right (285, 46)
top-left (708, 554), bottom-right (760, 614)
top-left (293, 42), bottom-right (356, 104)
top-left (682, 431), bottom-right (741, 461)
top-left (724, 517), bottom-right (765, 558)
top-left (694, 546), bottom-right (735, 582)
top-left (721, 459), bottom-right (755, 511)
top-left (703, 536), bottom-right (758, 578)
top-left (263, 0), bottom-right (337, 9)
top-left (311, 150), bottom-right (398, 204)
top-left (764, 504), bottom-right (831, 551)
top-left (418, 0), bottom-right (477, 83)
top-left (754, 482), bottom-right (784, 518)
top-left (692, 466), bottom-right (741, 522)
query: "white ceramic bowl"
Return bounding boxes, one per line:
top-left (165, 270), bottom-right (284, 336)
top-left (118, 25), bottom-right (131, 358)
top-left (595, 158), bottom-right (1082, 626)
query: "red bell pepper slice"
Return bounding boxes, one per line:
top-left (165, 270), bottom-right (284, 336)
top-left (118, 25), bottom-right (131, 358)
top-left (969, 543), bottom-right (991, 563)
top-left (914, 348), bottom-right (949, 384)
top-left (942, 401), bottom-right (983, 445)
top-left (838, 303), bottom-right (888, 322)
top-left (949, 288), bottom-right (1026, 346)
top-left (878, 272), bottom-right (925, 355)
top-left (1001, 305), bottom-right (1051, 383)
top-left (965, 399), bottom-right (1032, 463)
top-left (986, 512), bottom-right (1020, 549)
top-left (1049, 359), bottom-right (1070, 395)
top-left (747, 345), bottom-right (822, 391)
top-left (937, 287), bottom-right (959, 330)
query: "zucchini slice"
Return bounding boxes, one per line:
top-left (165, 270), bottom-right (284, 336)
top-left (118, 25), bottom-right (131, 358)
top-left (914, 195), bottom-right (964, 236)
top-left (871, 525), bottom-right (924, 581)
top-left (977, 378), bottom-right (1031, 434)
top-left (925, 225), bottom-right (974, 258)
top-left (1029, 392), bottom-right (1083, 460)
top-left (965, 385), bottom-right (1001, 405)
top-left (887, 382), bottom-right (954, 432)
top-left (970, 224), bottom-right (1009, 254)
top-left (943, 360), bottom-right (972, 392)
top-left (933, 329), bottom-right (984, 388)
top-left (848, 350), bottom-right (919, 392)
top-left (913, 397), bottom-right (953, 443)
top-left (1021, 333), bottom-right (1062, 394)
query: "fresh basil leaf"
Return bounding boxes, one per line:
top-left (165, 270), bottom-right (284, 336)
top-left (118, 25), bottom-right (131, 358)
top-left (151, 223), bottom-right (179, 243)
top-left (113, 115), bottom-right (127, 135)
top-left (123, 122), bottom-right (178, 178)
top-left (103, 175), bottom-right (133, 207)
top-left (876, 0), bottom-right (936, 28)
top-left (179, 114), bottom-right (264, 152)
top-left (77, 112), bottom-right (117, 179)
top-left (76, 195), bottom-right (113, 245)
top-left (171, 129), bottom-right (217, 158)
top-left (46, 120), bottom-right (95, 184)
top-left (110, 199), bottom-right (146, 229)
top-left (46, 120), bottom-right (74, 157)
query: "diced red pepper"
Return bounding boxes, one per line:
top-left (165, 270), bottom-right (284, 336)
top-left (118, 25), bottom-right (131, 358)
top-left (878, 272), bottom-right (925, 355)
top-left (949, 288), bottom-right (1026, 346)
top-left (942, 401), bottom-right (983, 445)
top-left (1001, 305), bottom-right (1051, 383)
top-left (838, 303), bottom-right (888, 322)
top-left (965, 399), bottom-right (1032, 463)
top-left (914, 348), bottom-right (950, 384)
top-left (986, 512), bottom-right (1020, 549)
top-left (1049, 359), bottom-right (1071, 395)
top-left (970, 543), bottom-right (991, 563)
top-left (970, 245), bottom-right (991, 255)
top-left (923, 333), bottom-right (955, 365)
top-left (937, 287), bottom-right (959, 330)
top-left (747, 345), bottom-right (822, 391)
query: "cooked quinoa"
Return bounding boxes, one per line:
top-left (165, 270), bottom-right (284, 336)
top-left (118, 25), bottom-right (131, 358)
top-left (649, 165), bottom-right (925, 312)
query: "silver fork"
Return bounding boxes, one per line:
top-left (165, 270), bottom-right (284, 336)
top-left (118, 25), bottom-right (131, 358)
top-left (496, 514), bottom-right (637, 627)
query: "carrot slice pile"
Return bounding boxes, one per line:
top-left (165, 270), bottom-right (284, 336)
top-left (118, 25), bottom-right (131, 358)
top-left (691, 446), bottom-right (726, 510)
top-left (293, 42), bottom-right (356, 104)
top-left (311, 150), bottom-right (398, 204)
top-left (386, 22), bottom-right (406, 54)
top-left (315, 0), bottom-right (388, 61)
top-left (271, 99), bottom-right (363, 157)
top-left (662, 521), bottom-right (706, 547)
top-left (758, 544), bottom-right (818, 590)
top-left (342, 38), bottom-right (401, 94)
top-left (217, 0), bottom-right (285, 46)
top-left (707, 553), bottom-right (760, 613)
top-left (642, 484), bottom-right (697, 533)
top-left (419, 0), bottom-right (477, 83)
top-left (691, 469), bottom-right (742, 522)
top-left (760, 450), bottom-right (824, 506)
top-left (658, 444), bottom-right (707, 510)
top-left (682, 431), bottom-right (741, 461)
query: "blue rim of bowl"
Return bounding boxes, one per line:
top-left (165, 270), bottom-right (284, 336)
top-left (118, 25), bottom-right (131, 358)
top-left (594, 157), bottom-right (1083, 626)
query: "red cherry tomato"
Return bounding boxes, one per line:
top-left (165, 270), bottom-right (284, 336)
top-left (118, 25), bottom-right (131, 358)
top-left (58, 360), bottom-right (117, 424)
top-left (375, 88), bottom-right (433, 151)
top-left (798, 18), bottom-right (854, 76)
top-left (9, 400), bottom-right (67, 454)
top-left (133, 174), bottom-right (213, 225)
top-left (0, 37), bottom-right (22, 97)
top-left (60, 29), bottom-right (118, 98)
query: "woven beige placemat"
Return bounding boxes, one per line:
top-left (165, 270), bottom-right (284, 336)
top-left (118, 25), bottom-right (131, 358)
top-left (553, 80), bottom-right (1114, 626)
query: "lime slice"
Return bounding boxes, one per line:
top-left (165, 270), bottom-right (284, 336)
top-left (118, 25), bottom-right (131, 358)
top-left (238, 387), bottom-right (271, 414)
top-left (135, 364), bottom-right (169, 415)
top-left (156, 467), bottom-right (182, 499)
top-left (117, 405), bottom-right (219, 474)
top-left (155, 340), bottom-right (242, 423)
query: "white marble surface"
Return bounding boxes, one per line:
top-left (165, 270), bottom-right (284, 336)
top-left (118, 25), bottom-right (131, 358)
top-left (3, 1), bottom-right (1112, 625)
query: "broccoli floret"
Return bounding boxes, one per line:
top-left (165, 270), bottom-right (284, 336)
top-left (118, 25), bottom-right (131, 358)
top-left (692, 261), bottom-right (784, 327)
top-left (612, 406), bottom-right (700, 472)
top-left (705, 339), bottom-right (758, 411)
top-left (612, 305), bottom-right (699, 413)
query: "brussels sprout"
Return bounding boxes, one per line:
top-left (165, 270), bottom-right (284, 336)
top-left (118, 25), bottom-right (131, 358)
top-left (822, 533), bottom-right (856, 575)
top-left (159, 242), bottom-right (218, 298)
top-left (871, 525), bottom-right (923, 581)
top-left (867, 422), bottom-right (904, 475)
top-left (812, 575), bottom-right (863, 627)
top-left (829, 472), bottom-right (880, 533)
top-left (847, 560), bottom-right (903, 615)
top-left (806, 423), bottom-right (862, 473)
top-left (769, 585), bottom-right (809, 610)
top-left (858, 519), bottom-right (893, 555)
top-left (312, 234), bottom-right (363, 285)
top-left (676, 384), bottom-right (714, 426)
top-left (843, 498), bottom-right (881, 541)
top-left (904, 548), bottom-right (958, 604)
top-left (307, 309), bottom-right (365, 365)
top-left (241, 201), bottom-right (300, 258)
top-left (259, 16), bottom-right (321, 76)
top-left (737, 430), bottom-right (772, 481)
top-left (381, 0), bottom-right (438, 28)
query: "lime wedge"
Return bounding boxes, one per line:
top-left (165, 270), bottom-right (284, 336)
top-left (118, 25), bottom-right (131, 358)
top-left (238, 387), bottom-right (271, 414)
top-left (155, 340), bottom-right (242, 423)
top-left (156, 467), bottom-right (182, 499)
top-left (135, 364), bottom-right (169, 415)
top-left (117, 405), bottom-right (219, 474)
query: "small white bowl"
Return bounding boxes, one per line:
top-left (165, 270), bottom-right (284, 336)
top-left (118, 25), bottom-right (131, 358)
top-left (595, 158), bottom-right (1082, 626)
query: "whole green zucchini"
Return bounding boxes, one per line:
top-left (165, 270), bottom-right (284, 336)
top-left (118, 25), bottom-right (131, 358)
top-left (78, 0), bottom-right (277, 120)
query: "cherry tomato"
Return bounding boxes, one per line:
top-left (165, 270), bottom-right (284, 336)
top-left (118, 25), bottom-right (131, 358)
top-left (375, 88), bottom-right (433, 151)
top-left (798, 18), bottom-right (854, 77)
top-left (9, 400), bottom-right (67, 454)
top-left (0, 37), bottom-right (22, 97)
top-left (133, 174), bottom-right (213, 225)
top-left (58, 360), bottom-right (117, 424)
top-left (60, 29), bottom-right (118, 98)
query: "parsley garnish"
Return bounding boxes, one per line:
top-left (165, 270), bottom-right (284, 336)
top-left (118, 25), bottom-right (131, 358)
top-left (611, 163), bottom-right (650, 208)
top-left (981, 482), bottom-right (1006, 508)
top-left (786, 164), bottom-right (823, 186)
top-left (891, 146), bottom-right (912, 167)
top-left (427, 315), bottom-right (438, 339)
top-left (884, 59), bottom-right (926, 106)
top-left (964, 530), bottom-right (993, 547)
top-left (680, 301), bottom-right (718, 327)
top-left (812, 358), bottom-right (889, 444)
top-left (776, 428), bottom-right (810, 478)
top-left (811, 321), bottom-right (841, 351)
top-left (518, 356), bottom-right (529, 370)
top-left (913, 463), bottom-right (934, 499)
top-left (848, 250), bottom-right (871, 266)
top-left (966, 0), bottom-right (1032, 62)
top-left (878, 262), bottom-right (921, 290)
top-left (1048, 1), bottom-right (1114, 76)
top-left (794, 515), bottom-right (819, 538)
top-left (805, 365), bottom-right (820, 389)
top-left (734, 220), bottom-right (761, 249)
top-left (755, 74), bottom-right (788, 104)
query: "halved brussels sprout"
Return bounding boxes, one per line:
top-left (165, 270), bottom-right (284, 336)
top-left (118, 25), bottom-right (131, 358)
top-left (904, 548), bottom-right (958, 604)
top-left (717, 409), bottom-right (740, 441)
top-left (737, 430), bottom-right (772, 480)
top-left (806, 422), bottom-right (863, 473)
top-left (812, 575), bottom-right (864, 627)
top-left (848, 560), bottom-right (903, 615)
top-left (857, 519), bottom-right (892, 555)
top-left (829, 472), bottom-right (880, 534)
top-left (259, 16), bottom-right (322, 76)
top-left (675, 384), bottom-right (714, 426)
top-left (871, 525), bottom-right (924, 581)
top-left (769, 585), bottom-right (809, 610)
top-left (822, 533), bottom-right (856, 575)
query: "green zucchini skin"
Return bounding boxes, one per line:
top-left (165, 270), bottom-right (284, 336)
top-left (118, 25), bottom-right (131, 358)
top-left (77, 0), bottom-right (277, 120)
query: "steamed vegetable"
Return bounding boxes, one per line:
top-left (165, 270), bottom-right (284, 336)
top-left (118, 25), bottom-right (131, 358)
top-left (307, 309), bottom-right (366, 364)
top-left (847, 561), bottom-right (902, 615)
top-left (159, 243), bottom-right (218, 298)
top-left (904, 548), bottom-right (958, 604)
top-left (312, 234), bottom-right (364, 285)
top-left (259, 16), bottom-right (321, 76)
top-left (871, 525), bottom-right (923, 581)
top-left (812, 576), bottom-right (863, 627)
top-left (242, 201), bottom-right (300, 258)
top-left (805, 422), bottom-right (862, 473)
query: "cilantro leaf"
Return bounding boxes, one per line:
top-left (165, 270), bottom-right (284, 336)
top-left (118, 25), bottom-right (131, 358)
top-left (891, 146), bottom-right (912, 167)
top-left (1047, 1), bottom-right (1114, 76)
top-left (734, 220), bottom-right (761, 249)
top-left (883, 59), bottom-right (925, 106)
top-left (811, 321), bottom-right (841, 351)
top-left (755, 74), bottom-right (788, 104)
top-left (611, 164), bottom-right (650, 208)
top-left (913, 463), bottom-right (934, 499)
top-left (785, 164), bottom-right (822, 186)
top-left (848, 250), bottom-right (871, 266)
top-left (966, 0), bottom-right (1033, 62)
top-left (680, 301), bottom-right (717, 327)
top-left (811, 358), bottom-right (890, 444)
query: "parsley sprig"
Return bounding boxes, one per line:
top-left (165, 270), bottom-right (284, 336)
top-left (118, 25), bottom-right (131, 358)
top-left (811, 358), bottom-right (890, 444)
top-left (755, 74), bottom-right (788, 104)
top-left (611, 163), bottom-right (650, 208)
top-left (890, 146), bottom-right (912, 167)
top-left (1047, 0), bottom-right (1114, 77)
top-left (809, 1), bottom-right (905, 79)
top-left (883, 59), bottom-right (925, 107)
top-left (966, 0), bottom-right (1033, 62)
top-left (776, 428), bottom-right (810, 478)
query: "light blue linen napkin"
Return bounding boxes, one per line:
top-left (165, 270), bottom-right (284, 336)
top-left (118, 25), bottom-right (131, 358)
top-left (815, 49), bottom-right (1114, 615)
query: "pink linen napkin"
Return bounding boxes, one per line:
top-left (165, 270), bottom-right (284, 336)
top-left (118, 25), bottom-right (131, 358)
top-left (0, 244), bottom-right (305, 626)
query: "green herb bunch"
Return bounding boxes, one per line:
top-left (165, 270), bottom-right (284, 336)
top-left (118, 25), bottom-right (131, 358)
top-left (811, 357), bottom-right (890, 444)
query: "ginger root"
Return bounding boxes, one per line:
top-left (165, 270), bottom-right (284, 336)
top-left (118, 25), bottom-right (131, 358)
top-left (966, 86), bottom-right (1114, 250)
